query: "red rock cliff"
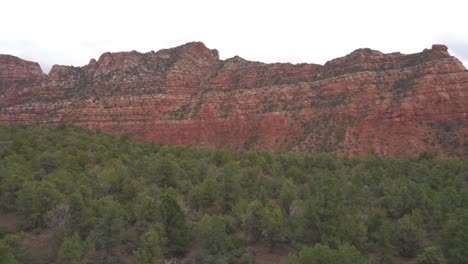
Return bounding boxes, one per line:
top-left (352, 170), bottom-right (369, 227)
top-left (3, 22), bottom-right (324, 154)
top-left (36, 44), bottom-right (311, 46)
top-left (0, 42), bottom-right (467, 158)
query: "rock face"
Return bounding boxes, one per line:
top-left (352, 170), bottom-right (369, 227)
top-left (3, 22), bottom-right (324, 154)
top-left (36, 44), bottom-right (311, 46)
top-left (0, 42), bottom-right (467, 158)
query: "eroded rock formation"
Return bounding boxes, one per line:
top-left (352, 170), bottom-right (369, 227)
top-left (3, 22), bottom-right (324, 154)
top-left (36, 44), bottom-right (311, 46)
top-left (0, 42), bottom-right (466, 158)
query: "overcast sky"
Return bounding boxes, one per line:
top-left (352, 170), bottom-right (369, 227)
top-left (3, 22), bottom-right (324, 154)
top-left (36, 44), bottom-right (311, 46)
top-left (1, 0), bottom-right (467, 73)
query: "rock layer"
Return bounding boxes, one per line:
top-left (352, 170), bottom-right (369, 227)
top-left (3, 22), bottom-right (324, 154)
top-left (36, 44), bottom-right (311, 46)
top-left (0, 42), bottom-right (467, 158)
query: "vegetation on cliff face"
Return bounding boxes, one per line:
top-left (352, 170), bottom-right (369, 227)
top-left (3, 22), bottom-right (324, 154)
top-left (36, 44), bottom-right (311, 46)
top-left (0, 125), bottom-right (467, 263)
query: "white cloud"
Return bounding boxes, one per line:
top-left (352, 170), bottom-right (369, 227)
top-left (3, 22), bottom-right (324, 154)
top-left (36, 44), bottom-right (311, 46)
top-left (1, 0), bottom-right (467, 72)
top-left (439, 36), bottom-right (468, 68)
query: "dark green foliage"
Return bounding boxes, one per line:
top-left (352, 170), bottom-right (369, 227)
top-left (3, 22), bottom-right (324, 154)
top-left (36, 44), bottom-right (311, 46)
top-left (286, 166), bottom-right (306, 184)
top-left (185, 254), bottom-right (229, 264)
top-left (187, 175), bottom-right (220, 212)
top-left (0, 233), bottom-right (31, 264)
top-left (15, 181), bottom-right (62, 229)
top-left (57, 233), bottom-right (85, 264)
top-left (158, 191), bottom-right (190, 256)
top-left (397, 215), bottom-right (423, 257)
top-left (242, 200), bottom-right (265, 242)
top-left (131, 193), bottom-right (160, 231)
top-left (38, 151), bottom-right (61, 175)
top-left (152, 157), bottom-right (180, 188)
top-left (412, 247), bottom-right (447, 264)
top-left (0, 244), bottom-right (18, 264)
top-left (375, 220), bottom-right (398, 264)
top-left (287, 244), bottom-right (367, 264)
top-left (67, 191), bottom-right (93, 236)
top-left (91, 196), bottom-right (126, 254)
top-left (262, 203), bottom-right (287, 248)
top-left (196, 215), bottom-right (232, 255)
top-left (0, 125), bottom-right (466, 263)
top-left (278, 179), bottom-right (297, 215)
top-left (133, 228), bottom-right (164, 264)
top-left (439, 209), bottom-right (468, 264)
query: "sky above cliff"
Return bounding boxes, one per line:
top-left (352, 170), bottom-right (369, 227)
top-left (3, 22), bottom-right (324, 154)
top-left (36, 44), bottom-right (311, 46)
top-left (1, 0), bottom-right (467, 72)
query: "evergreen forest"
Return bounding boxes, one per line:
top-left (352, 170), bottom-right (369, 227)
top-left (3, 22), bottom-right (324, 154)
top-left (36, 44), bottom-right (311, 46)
top-left (0, 125), bottom-right (467, 264)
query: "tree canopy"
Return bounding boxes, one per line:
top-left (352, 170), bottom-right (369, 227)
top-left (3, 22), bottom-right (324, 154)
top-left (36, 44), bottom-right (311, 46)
top-left (0, 125), bottom-right (466, 263)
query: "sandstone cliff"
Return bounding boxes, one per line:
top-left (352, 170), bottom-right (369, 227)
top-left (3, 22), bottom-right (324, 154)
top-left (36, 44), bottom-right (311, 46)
top-left (0, 42), bottom-right (466, 158)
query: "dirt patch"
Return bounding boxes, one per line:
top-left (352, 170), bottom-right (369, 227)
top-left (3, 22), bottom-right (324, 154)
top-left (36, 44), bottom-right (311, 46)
top-left (368, 252), bottom-right (415, 263)
top-left (24, 228), bottom-right (61, 257)
top-left (399, 256), bottom-right (414, 263)
top-left (249, 242), bottom-right (289, 264)
top-left (0, 212), bottom-right (18, 232)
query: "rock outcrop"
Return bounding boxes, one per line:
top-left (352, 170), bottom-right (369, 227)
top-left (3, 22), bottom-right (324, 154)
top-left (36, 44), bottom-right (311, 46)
top-left (0, 42), bottom-right (467, 158)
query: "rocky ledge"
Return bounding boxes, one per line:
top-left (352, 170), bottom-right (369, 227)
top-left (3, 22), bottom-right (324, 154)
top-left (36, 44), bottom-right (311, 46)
top-left (0, 42), bottom-right (466, 158)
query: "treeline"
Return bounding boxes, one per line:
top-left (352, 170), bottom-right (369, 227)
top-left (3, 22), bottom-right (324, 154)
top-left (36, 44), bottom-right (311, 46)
top-left (0, 125), bottom-right (467, 264)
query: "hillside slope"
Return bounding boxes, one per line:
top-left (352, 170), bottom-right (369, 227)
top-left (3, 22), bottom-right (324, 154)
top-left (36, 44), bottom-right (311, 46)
top-left (0, 42), bottom-right (467, 158)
